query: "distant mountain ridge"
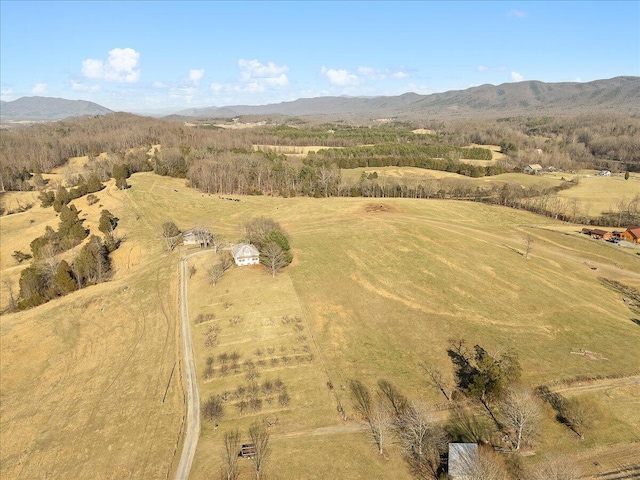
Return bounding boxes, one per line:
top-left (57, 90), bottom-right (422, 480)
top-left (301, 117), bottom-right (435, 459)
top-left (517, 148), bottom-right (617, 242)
top-left (0, 96), bottom-right (113, 121)
top-left (174, 76), bottom-right (640, 119)
top-left (2, 77), bottom-right (638, 123)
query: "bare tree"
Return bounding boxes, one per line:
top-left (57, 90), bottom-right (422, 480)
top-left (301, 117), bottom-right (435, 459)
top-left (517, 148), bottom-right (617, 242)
top-left (396, 401), bottom-right (446, 479)
top-left (261, 242), bottom-right (288, 278)
top-left (377, 379), bottom-right (409, 417)
top-left (211, 233), bottom-right (226, 253)
top-left (39, 243), bottom-right (60, 278)
top-left (203, 395), bottom-right (224, 422)
top-left (248, 421), bottom-right (271, 480)
top-left (161, 221), bottom-right (181, 251)
top-left (222, 428), bottom-right (241, 480)
top-left (2, 279), bottom-right (17, 312)
top-left (370, 401), bottom-right (393, 455)
top-left (419, 362), bottom-right (451, 401)
top-left (349, 379), bottom-right (373, 421)
top-left (192, 226), bottom-right (213, 248)
top-left (499, 387), bottom-right (542, 450)
top-left (207, 264), bottom-right (225, 286)
top-left (454, 445), bottom-right (510, 480)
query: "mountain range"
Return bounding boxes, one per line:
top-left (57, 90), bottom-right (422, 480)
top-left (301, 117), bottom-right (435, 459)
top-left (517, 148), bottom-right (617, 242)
top-left (0, 96), bottom-right (113, 121)
top-left (2, 76), bottom-right (639, 122)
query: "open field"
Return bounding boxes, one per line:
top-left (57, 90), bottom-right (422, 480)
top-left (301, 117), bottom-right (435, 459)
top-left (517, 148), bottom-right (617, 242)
top-left (253, 144), bottom-right (346, 156)
top-left (2, 171), bottom-right (640, 478)
top-left (341, 166), bottom-right (567, 189)
top-left (557, 173), bottom-right (640, 217)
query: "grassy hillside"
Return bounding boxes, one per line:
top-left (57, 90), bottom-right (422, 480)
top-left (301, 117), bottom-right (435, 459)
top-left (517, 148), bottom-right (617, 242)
top-left (2, 172), bottom-right (639, 479)
top-left (0, 181), bottom-right (184, 479)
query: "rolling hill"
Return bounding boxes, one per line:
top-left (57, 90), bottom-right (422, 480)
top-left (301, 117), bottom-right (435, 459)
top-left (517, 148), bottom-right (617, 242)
top-left (0, 96), bottom-right (113, 121)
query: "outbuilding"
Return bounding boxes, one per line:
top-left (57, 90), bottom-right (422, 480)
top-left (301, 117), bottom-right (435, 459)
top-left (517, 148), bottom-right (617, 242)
top-left (523, 164), bottom-right (543, 175)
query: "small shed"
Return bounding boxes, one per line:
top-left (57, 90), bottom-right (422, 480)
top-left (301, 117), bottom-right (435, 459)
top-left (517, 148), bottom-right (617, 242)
top-left (596, 170), bottom-right (611, 177)
top-left (239, 443), bottom-right (256, 458)
top-left (232, 243), bottom-right (260, 266)
top-left (524, 164), bottom-right (543, 175)
top-left (448, 443), bottom-right (479, 480)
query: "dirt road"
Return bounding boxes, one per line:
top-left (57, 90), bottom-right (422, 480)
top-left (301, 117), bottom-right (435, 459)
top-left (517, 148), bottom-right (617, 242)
top-left (174, 250), bottom-right (210, 480)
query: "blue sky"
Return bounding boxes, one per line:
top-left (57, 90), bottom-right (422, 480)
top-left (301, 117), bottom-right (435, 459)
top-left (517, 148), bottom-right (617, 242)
top-left (1, 1), bottom-right (638, 111)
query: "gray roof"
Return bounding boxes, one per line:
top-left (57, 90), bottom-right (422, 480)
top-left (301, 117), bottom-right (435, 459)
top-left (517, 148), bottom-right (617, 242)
top-left (448, 443), bottom-right (479, 479)
top-left (232, 243), bottom-right (259, 258)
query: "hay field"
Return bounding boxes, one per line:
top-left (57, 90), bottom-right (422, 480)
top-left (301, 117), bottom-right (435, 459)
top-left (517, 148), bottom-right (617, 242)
top-left (3, 172), bottom-right (639, 478)
top-left (341, 166), bottom-right (565, 189)
top-left (126, 173), bottom-right (638, 477)
top-left (557, 173), bottom-right (640, 216)
top-left (253, 144), bottom-right (345, 157)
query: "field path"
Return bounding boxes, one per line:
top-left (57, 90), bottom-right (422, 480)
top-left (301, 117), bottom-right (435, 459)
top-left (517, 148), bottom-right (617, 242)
top-left (174, 250), bottom-right (210, 480)
top-left (550, 374), bottom-right (640, 395)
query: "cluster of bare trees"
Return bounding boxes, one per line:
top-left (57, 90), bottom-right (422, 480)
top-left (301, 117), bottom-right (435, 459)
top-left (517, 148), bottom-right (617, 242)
top-left (221, 422), bottom-right (271, 480)
top-left (349, 379), bottom-right (447, 478)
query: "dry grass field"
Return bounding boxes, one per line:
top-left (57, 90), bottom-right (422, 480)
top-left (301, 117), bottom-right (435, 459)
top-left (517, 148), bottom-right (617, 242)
top-left (557, 173), bottom-right (640, 217)
top-left (1, 180), bottom-right (185, 479)
top-left (2, 171), bottom-right (639, 479)
top-left (341, 166), bottom-right (566, 190)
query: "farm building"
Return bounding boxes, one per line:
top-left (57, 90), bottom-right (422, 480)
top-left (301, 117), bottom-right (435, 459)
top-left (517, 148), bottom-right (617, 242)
top-left (183, 227), bottom-right (213, 248)
top-left (523, 164), bottom-right (543, 174)
top-left (620, 227), bottom-right (640, 244)
top-left (232, 243), bottom-right (260, 266)
top-left (448, 443), bottom-right (479, 480)
top-left (590, 229), bottom-right (612, 240)
top-left (596, 169), bottom-right (612, 176)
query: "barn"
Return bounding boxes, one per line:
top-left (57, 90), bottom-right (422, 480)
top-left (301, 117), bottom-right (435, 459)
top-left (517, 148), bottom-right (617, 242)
top-left (620, 226), bottom-right (640, 244)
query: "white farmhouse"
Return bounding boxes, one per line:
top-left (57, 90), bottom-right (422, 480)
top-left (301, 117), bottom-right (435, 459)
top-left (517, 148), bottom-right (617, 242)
top-left (231, 243), bottom-right (260, 266)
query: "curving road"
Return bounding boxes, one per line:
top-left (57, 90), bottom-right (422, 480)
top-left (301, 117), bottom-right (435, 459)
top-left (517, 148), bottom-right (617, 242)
top-left (174, 250), bottom-right (210, 480)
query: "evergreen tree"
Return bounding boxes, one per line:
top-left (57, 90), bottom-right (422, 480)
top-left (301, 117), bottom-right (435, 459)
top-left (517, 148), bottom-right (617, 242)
top-left (54, 260), bottom-right (77, 295)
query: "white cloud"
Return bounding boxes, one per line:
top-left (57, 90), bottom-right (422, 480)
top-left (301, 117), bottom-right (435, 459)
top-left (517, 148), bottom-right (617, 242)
top-left (511, 71), bottom-right (524, 82)
top-left (209, 59), bottom-right (290, 99)
top-left (321, 66), bottom-right (360, 86)
top-left (357, 66), bottom-right (408, 80)
top-left (31, 83), bottom-right (48, 95)
top-left (238, 59), bottom-right (289, 81)
top-left (189, 69), bottom-right (205, 85)
top-left (82, 47), bottom-right (141, 83)
top-left (153, 81), bottom-right (168, 88)
top-left (477, 65), bottom-right (488, 72)
top-left (1, 88), bottom-right (13, 101)
top-left (574, 77), bottom-right (582, 82)
top-left (71, 80), bottom-right (100, 92)
top-left (508, 9), bottom-right (527, 18)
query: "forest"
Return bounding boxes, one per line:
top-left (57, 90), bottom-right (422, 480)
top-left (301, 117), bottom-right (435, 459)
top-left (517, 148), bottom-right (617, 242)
top-left (1, 112), bottom-right (638, 227)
